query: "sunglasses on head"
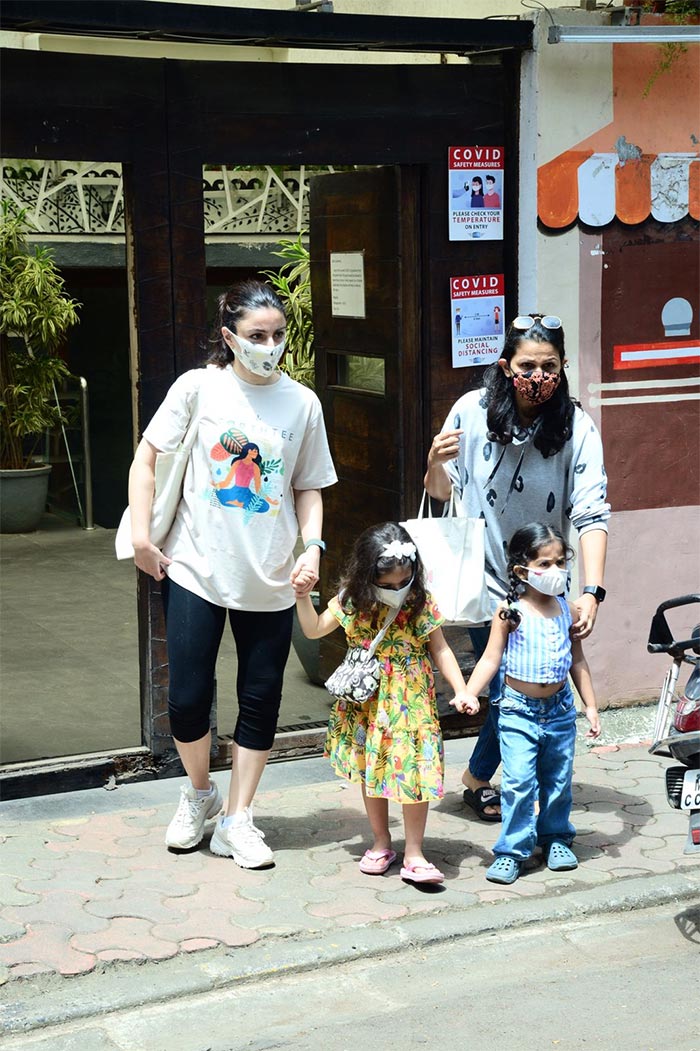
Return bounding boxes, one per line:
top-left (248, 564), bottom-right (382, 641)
top-left (511, 315), bottom-right (562, 331)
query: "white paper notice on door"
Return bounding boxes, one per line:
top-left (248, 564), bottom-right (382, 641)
top-left (330, 252), bottom-right (366, 318)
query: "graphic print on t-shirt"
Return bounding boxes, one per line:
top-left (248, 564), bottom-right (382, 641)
top-left (208, 423), bottom-right (284, 521)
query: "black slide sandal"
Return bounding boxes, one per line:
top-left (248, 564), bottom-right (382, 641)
top-left (462, 786), bottom-right (502, 822)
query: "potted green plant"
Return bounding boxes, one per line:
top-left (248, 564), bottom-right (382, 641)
top-left (262, 233), bottom-right (315, 389)
top-left (0, 203), bottom-right (80, 532)
top-left (263, 235), bottom-right (325, 683)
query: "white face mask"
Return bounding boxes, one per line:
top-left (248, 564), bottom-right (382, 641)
top-left (225, 329), bottom-right (286, 378)
top-left (373, 578), bottom-right (414, 609)
top-left (526, 565), bottom-right (569, 597)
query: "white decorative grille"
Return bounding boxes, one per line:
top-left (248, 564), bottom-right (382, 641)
top-left (204, 165), bottom-right (329, 235)
top-left (1, 161), bottom-right (125, 235)
top-left (0, 160), bottom-right (344, 238)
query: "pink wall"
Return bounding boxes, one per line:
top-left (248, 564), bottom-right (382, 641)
top-left (586, 506), bottom-right (700, 707)
top-left (576, 225), bottom-right (700, 706)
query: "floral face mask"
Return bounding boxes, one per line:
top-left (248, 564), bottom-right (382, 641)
top-left (224, 328), bottom-right (286, 378)
top-left (512, 368), bottom-right (561, 405)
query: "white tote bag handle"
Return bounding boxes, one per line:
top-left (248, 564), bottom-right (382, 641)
top-left (415, 487), bottom-right (458, 521)
top-left (444, 486), bottom-right (459, 519)
top-left (179, 397), bottom-right (202, 457)
top-left (401, 487), bottom-right (490, 625)
top-left (115, 382), bottom-right (202, 560)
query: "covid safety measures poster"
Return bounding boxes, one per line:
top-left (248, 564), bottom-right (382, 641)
top-left (450, 274), bottom-right (505, 368)
top-left (448, 146), bottom-right (504, 241)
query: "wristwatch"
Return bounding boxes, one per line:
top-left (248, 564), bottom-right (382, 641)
top-left (304, 538), bottom-right (326, 557)
top-left (582, 585), bottom-right (606, 603)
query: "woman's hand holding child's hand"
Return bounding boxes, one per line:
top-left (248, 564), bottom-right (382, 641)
top-left (291, 566), bottom-right (317, 597)
top-left (584, 705), bottom-right (601, 738)
top-left (450, 691), bottom-right (480, 716)
top-left (290, 548), bottom-right (320, 597)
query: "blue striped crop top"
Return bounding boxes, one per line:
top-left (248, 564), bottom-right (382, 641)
top-left (505, 596), bottom-right (573, 684)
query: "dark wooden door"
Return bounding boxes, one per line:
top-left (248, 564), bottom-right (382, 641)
top-left (309, 166), bottom-right (422, 678)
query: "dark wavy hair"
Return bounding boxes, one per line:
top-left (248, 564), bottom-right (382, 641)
top-left (206, 280), bottom-right (286, 368)
top-left (231, 442), bottom-right (262, 469)
top-left (483, 314), bottom-right (578, 458)
top-left (338, 522), bottom-right (427, 624)
top-left (499, 522), bottom-right (574, 626)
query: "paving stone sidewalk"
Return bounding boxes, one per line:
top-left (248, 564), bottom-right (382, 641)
top-left (0, 739), bottom-right (698, 988)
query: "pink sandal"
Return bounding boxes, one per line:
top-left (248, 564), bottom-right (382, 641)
top-left (400, 861), bottom-right (445, 885)
top-left (359, 849), bottom-right (397, 875)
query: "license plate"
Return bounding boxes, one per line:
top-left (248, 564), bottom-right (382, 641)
top-left (681, 769), bottom-right (700, 811)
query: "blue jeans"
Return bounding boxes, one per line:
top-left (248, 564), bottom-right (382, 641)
top-left (493, 682), bottom-right (577, 860)
top-left (467, 625), bottom-right (504, 782)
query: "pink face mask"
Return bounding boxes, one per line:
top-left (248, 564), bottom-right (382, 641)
top-left (512, 369), bottom-right (561, 405)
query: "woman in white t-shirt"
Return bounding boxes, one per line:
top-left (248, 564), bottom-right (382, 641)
top-left (128, 280), bottom-right (337, 868)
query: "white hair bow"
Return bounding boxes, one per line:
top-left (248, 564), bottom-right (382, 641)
top-left (381, 540), bottom-right (416, 562)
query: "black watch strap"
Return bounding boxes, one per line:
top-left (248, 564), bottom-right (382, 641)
top-left (583, 585), bottom-right (606, 603)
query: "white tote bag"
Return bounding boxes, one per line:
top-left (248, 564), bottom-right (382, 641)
top-left (401, 489), bottom-right (491, 625)
top-left (114, 396), bottom-right (200, 561)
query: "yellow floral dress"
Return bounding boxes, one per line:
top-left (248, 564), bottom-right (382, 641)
top-left (324, 595), bottom-right (445, 804)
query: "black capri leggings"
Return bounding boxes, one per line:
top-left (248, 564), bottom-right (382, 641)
top-left (161, 577), bottom-right (294, 750)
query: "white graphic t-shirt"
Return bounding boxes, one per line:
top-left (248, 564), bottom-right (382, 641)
top-left (143, 364), bottom-right (337, 611)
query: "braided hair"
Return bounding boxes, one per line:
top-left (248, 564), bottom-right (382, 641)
top-left (499, 564), bottom-right (524, 626)
top-left (498, 522), bottom-right (573, 626)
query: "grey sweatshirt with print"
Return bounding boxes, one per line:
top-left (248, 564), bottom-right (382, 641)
top-left (442, 388), bottom-right (610, 612)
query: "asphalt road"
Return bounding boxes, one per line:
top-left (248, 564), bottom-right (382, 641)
top-left (3, 902), bottom-right (699, 1051)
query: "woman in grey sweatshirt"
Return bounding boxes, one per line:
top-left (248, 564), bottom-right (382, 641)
top-left (424, 314), bottom-right (609, 821)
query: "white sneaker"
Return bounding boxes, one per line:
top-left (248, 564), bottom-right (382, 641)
top-left (165, 781), bottom-right (223, 849)
top-left (210, 808), bottom-right (274, 869)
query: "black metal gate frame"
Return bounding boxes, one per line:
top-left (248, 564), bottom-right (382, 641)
top-left (0, 6), bottom-right (525, 796)
top-left (0, 0), bottom-right (533, 55)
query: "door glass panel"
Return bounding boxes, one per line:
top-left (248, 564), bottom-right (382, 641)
top-left (0, 159), bottom-right (139, 764)
top-left (329, 353), bottom-right (385, 394)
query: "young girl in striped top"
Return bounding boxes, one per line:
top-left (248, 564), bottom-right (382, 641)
top-left (453, 523), bottom-right (601, 884)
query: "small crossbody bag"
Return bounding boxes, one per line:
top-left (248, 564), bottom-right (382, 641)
top-left (324, 604), bottom-right (400, 706)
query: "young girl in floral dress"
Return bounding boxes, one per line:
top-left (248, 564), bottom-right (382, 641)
top-left (294, 522), bottom-right (478, 884)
